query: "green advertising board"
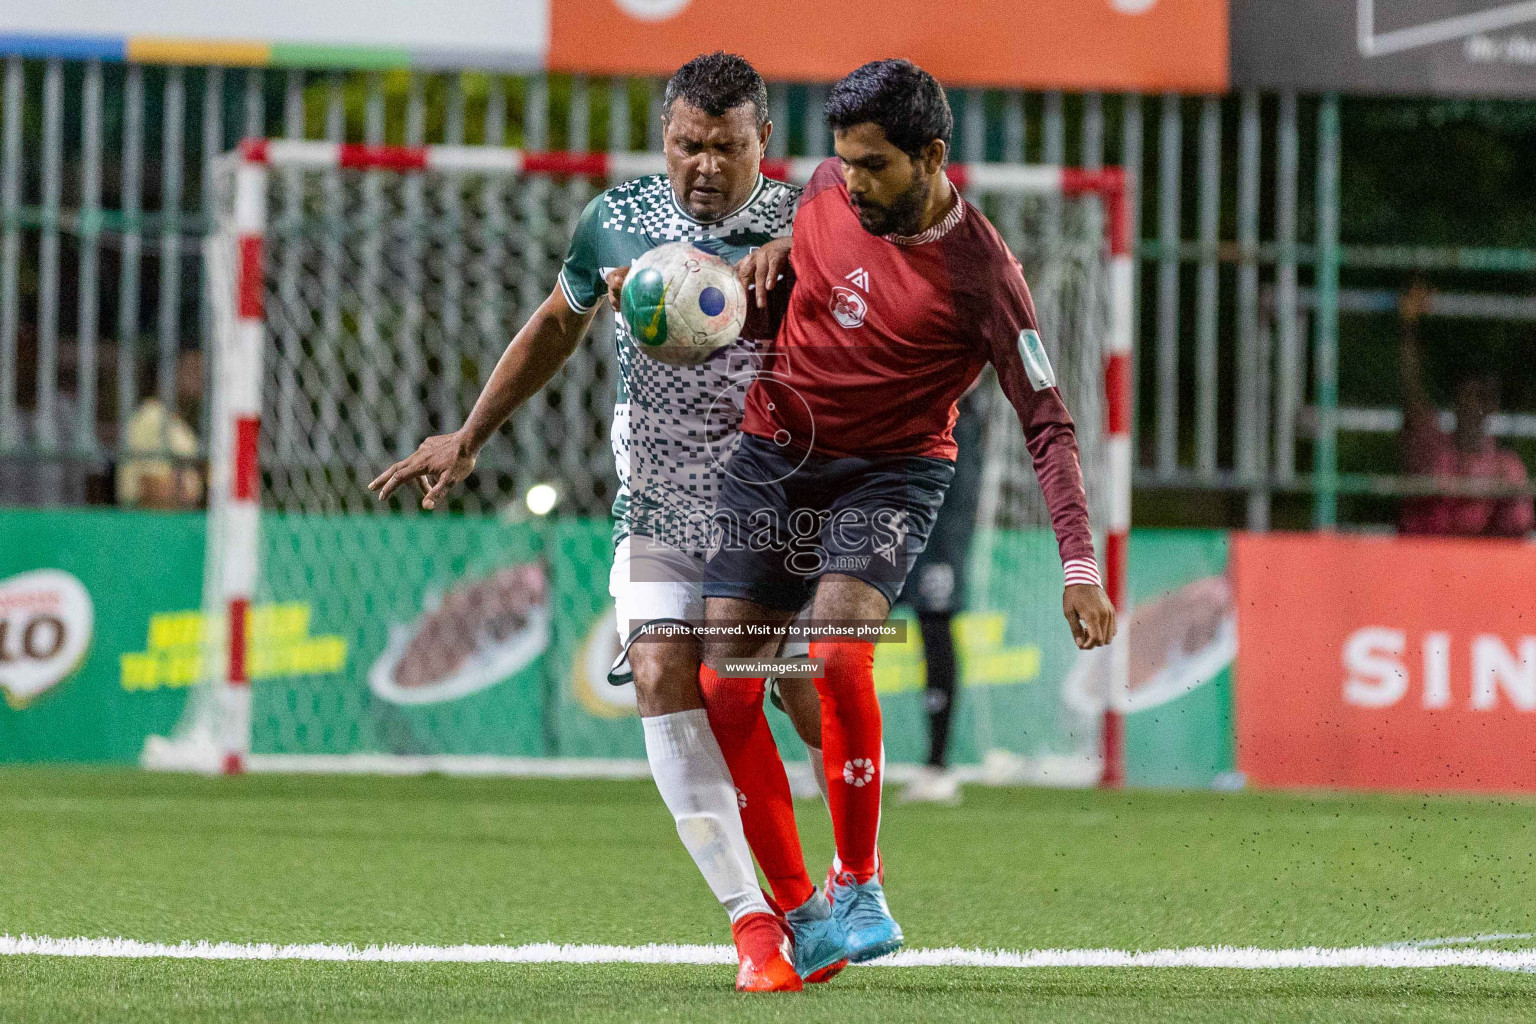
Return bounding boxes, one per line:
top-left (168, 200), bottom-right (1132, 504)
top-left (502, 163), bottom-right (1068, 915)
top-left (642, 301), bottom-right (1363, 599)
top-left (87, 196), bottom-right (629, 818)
top-left (247, 511), bottom-right (551, 759)
top-left (0, 509), bottom-right (1231, 787)
top-left (768, 529), bottom-right (1234, 786)
top-left (0, 510), bottom-right (204, 761)
top-left (1122, 530), bottom-right (1235, 788)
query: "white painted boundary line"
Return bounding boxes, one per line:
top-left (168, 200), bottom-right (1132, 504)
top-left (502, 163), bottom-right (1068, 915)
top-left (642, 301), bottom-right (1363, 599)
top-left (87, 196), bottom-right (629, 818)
top-left (5, 936), bottom-right (1536, 971)
top-left (1394, 932), bottom-right (1534, 950)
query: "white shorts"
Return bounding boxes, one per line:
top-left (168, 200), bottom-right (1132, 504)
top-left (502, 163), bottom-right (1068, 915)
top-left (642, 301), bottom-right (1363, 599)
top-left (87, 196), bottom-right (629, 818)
top-left (607, 534), bottom-right (809, 685)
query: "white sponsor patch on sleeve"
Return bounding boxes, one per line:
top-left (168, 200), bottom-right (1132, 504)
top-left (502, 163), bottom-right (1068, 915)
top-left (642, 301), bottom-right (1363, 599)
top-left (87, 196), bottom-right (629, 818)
top-left (1017, 329), bottom-right (1056, 391)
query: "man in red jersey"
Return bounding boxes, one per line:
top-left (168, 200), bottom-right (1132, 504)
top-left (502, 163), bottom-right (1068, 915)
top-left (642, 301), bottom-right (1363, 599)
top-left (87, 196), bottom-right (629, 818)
top-left (697, 59), bottom-right (1117, 967)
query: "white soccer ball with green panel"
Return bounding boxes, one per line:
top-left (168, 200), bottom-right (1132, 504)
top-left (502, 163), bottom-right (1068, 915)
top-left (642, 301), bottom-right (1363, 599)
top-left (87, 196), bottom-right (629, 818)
top-left (620, 241), bottom-right (747, 367)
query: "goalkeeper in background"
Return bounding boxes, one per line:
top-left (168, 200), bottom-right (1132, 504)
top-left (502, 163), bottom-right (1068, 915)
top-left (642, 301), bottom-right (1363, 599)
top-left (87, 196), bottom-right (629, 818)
top-left (898, 386), bottom-right (984, 806)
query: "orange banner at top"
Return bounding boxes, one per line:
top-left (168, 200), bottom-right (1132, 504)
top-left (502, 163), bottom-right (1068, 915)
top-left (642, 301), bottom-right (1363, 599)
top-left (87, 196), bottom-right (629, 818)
top-left (549, 0), bottom-right (1229, 92)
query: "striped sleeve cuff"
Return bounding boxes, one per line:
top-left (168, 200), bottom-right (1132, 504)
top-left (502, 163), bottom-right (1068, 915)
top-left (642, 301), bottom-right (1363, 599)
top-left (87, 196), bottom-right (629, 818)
top-left (1063, 558), bottom-right (1102, 589)
top-left (557, 269), bottom-right (596, 314)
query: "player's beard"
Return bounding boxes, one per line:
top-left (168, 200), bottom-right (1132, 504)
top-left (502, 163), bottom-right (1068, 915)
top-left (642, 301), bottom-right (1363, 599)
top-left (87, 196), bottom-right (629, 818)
top-left (850, 172), bottom-right (931, 237)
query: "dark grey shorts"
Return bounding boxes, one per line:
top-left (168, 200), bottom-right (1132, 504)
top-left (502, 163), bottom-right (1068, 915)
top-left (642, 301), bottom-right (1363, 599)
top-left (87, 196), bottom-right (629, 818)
top-left (702, 433), bottom-right (955, 611)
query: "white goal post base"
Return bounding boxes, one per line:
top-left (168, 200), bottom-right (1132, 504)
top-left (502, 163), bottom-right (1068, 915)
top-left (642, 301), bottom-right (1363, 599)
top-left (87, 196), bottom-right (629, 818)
top-left (147, 141), bottom-right (1133, 786)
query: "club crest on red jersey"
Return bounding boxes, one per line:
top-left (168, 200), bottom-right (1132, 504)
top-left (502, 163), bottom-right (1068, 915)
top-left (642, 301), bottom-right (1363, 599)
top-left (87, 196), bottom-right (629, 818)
top-left (830, 286), bottom-right (868, 329)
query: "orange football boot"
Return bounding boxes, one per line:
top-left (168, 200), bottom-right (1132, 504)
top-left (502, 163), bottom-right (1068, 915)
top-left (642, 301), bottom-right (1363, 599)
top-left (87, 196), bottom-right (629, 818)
top-left (730, 912), bottom-right (803, 992)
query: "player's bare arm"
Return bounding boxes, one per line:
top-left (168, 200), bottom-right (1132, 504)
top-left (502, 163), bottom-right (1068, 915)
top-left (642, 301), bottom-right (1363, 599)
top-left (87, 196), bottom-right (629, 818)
top-left (368, 286), bottom-right (596, 509)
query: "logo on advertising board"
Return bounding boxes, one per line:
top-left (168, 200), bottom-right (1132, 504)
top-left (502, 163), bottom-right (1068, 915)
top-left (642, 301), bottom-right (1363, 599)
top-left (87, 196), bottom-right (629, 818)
top-left (1357, 1), bottom-right (1536, 59)
top-left (1064, 575), bottom-right (1235, 717)
top-left (1232, 0), bottom-right (1536, 98)
top-left (613, 0), bottom-right (691, 19)
top-left (576, 606), bottom-right (639, 719)
top-left (0, 569), bottom-right (94, 708)
top-left (1234, 533), bottom-right (1536, 792)
top-left (368, 562), bottom-right (550, 706)
top-left (119, 602), bottom-right (347, 691)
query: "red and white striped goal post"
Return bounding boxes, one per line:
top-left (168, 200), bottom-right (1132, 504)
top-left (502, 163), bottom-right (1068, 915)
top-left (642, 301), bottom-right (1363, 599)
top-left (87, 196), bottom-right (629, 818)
top-left (219, 140), bottom-right (1134, 785)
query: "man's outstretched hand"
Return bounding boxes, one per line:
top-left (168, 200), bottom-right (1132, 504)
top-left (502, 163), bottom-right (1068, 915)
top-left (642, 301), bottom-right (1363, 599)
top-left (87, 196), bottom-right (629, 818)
top-left (368, 432), bottom-right (477, 511)
top-left (736, 237), bottom-right (792, 309)
top-left (1064, 583), bottom-right (1117, 650)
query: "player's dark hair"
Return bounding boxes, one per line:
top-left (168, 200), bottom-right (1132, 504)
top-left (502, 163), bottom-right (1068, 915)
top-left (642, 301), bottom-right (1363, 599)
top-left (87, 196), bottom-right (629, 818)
top-left (663, 52), bottom-right (768, 126)
top-left (825, 59), bottom-right (952, 162)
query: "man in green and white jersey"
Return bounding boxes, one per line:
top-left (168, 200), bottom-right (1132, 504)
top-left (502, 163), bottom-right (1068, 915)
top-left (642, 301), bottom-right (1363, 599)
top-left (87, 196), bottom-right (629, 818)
top-left (371, 53), bottom-right (838, 990)
top-left (556, 127), bottom-right (797, 664)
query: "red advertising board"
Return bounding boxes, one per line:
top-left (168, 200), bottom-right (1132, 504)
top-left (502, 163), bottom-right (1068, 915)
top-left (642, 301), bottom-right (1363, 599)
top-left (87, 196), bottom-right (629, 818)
top-left (1234, 532), bottom-right (1536, 792)
top-left (549, 0), bottom-right (1229, 93)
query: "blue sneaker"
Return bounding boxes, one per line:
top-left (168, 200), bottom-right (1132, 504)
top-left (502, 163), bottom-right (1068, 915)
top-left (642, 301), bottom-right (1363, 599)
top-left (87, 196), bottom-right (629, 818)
top-left (784, 888), bottom-right (850, 981)
top-left (828, 871), bottom-right (904, 963)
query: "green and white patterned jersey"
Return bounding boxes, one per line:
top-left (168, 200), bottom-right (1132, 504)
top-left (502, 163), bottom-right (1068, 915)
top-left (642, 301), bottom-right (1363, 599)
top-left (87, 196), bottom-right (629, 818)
top-left (557, 173), bottom-right (800, 558)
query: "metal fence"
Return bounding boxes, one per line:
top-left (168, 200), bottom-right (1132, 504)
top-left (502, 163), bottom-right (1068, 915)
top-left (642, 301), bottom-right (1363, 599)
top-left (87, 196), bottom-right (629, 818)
top-left (1, 56), bottom-right (1533, 527)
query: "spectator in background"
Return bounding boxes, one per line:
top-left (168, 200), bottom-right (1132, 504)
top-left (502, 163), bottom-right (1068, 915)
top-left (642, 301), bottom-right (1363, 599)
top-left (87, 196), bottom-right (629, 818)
top-left (1398, 280), bottom-right (1534, 538)
top-left (116, 349), bottom-right (204, 510)
top-left (0, 330), bottom-right (98, 506)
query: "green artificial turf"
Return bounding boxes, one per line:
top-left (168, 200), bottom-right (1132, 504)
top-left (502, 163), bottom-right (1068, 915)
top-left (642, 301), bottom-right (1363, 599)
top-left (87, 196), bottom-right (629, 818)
top-left (2, 768), bottom-right (1535, 1022)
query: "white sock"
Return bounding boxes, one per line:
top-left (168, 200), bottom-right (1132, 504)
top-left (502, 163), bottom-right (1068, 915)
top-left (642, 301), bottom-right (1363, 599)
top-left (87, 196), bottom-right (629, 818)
top-left (643, 710), bottom-right (771, 923)
top-left (803, 743), bottom-right (832, 811)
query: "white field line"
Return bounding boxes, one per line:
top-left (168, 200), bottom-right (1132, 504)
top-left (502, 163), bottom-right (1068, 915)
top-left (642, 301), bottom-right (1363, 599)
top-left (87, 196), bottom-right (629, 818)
top-left (1392, 932), bottom-right (1534, 950)
top-left (5, 935), bottom-right (1536, 971)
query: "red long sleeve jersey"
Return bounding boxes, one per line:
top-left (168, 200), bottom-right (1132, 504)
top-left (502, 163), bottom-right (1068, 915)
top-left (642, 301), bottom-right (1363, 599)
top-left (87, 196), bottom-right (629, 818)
top-left (742, 158), bottom-right (1097, 571)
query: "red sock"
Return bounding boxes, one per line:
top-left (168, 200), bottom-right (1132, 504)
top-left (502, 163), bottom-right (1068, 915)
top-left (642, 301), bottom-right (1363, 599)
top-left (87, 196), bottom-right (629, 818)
top-left (699, 664), bottom-right (815, 909)
top-left (811, 640), bottom-right (883, 883)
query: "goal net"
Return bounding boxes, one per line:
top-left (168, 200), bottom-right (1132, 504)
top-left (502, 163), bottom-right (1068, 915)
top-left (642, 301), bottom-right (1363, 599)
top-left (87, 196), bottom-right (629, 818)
top-left (965, 170), bottom-right (1131, 787)
top-left (143, 142), bottom-right (1129, 782)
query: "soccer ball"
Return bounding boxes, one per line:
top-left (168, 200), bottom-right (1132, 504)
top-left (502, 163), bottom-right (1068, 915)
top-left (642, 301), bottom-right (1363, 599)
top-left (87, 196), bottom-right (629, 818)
top-left (620, 241), bottom-right (746, 366)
